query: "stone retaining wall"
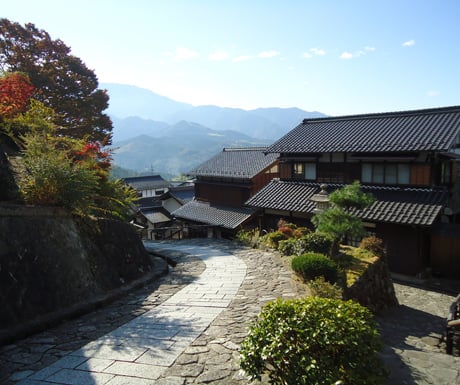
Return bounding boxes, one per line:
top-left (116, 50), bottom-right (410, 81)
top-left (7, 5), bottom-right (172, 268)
top-left (0, 204), bottom-right (153, 331)
top-left (344, 255), bottom-right (399, 313)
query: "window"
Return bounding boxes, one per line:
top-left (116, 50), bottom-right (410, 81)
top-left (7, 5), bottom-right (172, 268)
top-left (441, 161), bottom-right (452, 184)
top-left (293, 163), bottom-right (316, 180)
top-left (361, 163), bottom-right (410, 185)
top-left (293, 163), bottom-right (304, 179)
top-left (397, 164), bottom-right (410, 184)
top-left (305, 163), bottom-right (316, 180)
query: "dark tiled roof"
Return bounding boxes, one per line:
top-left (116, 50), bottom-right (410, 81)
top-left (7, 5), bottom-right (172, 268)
top-left (246, 180), bottom-right (448, 226)
top-left (170, 186), bottom-right (195, 203)
top-left (137, 196), bottom-right (162, 209)
top-left (267, 106), bottom-right (460, 154)
top-left (172, 200), bottom-right (256, 229)
top-left (188, 147), bottom-right (279, 179)
top-left (123, 175), bottom-right (171, 191)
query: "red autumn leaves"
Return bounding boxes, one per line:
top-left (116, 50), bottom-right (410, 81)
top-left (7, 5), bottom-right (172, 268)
top-left (0, 72), bottom-right (34, 118)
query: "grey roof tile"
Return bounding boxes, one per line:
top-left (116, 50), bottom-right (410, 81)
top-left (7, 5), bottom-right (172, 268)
top-left (246, 180), bottom-right (447, 226)
top-left (267, 106), bottom-right (460, 154)
top-left (123, 175), bottom-right (171, 191)
top-left (188, 147), bottom-right (278, 179)
top-left (172, 200), bottom-right (256, 229)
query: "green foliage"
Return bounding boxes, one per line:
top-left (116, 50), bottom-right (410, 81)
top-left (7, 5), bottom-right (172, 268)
top-left (308, 276), bottom-right (343, 299)
top-left (92, 177), bottom-right (138, 220)
top-left (329, 180), bottom-right (375, 210)
top-left (239, 297), bottom-right (387, 385)
top-left (291, 252), bottom-right (338, 283)
top-left (19, 148), bottom-right (98, 210)
top-left (301, 232), bottom-right (334, 256)
top-left (312, 206), bottom-right (367, 244)
top-left (312, 182), bottom-right (375, 252)
top-left (278, 237), bottom-right (298, 256)
top-left (262, 230), bottom-right (286, 249)
top-left (360, 235), bottom-right (385, 257)
top-left (235, 228), bottom-right (261, 248)
top-left (16, 107), bottom-right (136, 219)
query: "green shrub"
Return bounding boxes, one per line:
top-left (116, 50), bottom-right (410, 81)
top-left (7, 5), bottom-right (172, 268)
top-left (292, 226), bottom-right (311, 238)
top-left (360, 235), bottom-right (385, 257)
top-left (308, 276), bottom-right (343, 299)
top-left (262, 230), bottom-right (286, 249)
top-left (235, 229), bottom-right (259, 247)
top-left (278, 238), bottom-right (298, 256)
top-left (239, 297), bottom-right (386, 385)
top-left (301, 232), bottom-right (334, 256)
top-left (291, 252), bottom-right (338, 283)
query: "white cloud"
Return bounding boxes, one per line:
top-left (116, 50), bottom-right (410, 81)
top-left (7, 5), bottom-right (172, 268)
top-left (340, 46), bottom-right (376, 59)
top-left (258, 50), bottom-right (280, 58)
top-left (208, 50), bottom-right (229, 61)
top-left (310, 48), bottom-right (326, 56)
top-left (164, 47), bottom-right (199, 61)
top-left (302, 48), bottom-right (326, 59)
top-left (402, 40), bottom-right (416, 47)
top-left (340, 52), bottom-right (353, 59)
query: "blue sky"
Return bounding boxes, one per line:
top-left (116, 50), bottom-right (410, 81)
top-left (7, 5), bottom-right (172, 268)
top-left (2, 0), bottom-right (459, 116)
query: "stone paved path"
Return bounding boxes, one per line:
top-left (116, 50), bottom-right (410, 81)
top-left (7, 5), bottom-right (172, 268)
top-left (377, 282), bottom-right (460, 385)
top-left (1, 239), bottom-right (459, 384)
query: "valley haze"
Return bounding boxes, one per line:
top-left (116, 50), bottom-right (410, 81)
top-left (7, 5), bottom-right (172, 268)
top-left (105, 83), bottom-right (325, 177)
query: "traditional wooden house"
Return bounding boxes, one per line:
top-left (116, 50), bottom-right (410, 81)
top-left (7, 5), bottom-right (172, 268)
top-left (173, 147), bottom-right (279, 238)
top-left (246, 106), bottom-right (460, 277)
top-left (123, 175), bottom-right (171, 198)
top-left (123, 175), bottom-right (194, 239)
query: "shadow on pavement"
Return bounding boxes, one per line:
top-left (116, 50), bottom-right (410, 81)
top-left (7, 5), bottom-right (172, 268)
top-left (377, 304), bottom-right (447, 384)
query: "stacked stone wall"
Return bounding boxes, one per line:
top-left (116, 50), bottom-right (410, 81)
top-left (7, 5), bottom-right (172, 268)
top-left (0, 204), bottom-right (152, 332)
top-left (344, 256), bottom-right (399, 313)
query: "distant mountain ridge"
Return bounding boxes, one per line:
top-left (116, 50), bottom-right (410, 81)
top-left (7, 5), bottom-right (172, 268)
top-left (102, 83), bottom-right (326, 176)
top-left (102, 83), bottom-right (326, 140)
top-left (112, 121), bottom-right (271, 177)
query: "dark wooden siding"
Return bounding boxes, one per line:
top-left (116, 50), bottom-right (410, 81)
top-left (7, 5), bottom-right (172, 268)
top-left (374, 223), bottom-right (428, 275)
top-left (430, 224), bottom-right (460, 278)
top-left (195, 181), bottom-right (250, 207)
top-left (251, 172), bottom-right (279, 196)
top-left (410, 164), bottom-right (431, 186)
top-left (279, 162), bottom-right (291, 179)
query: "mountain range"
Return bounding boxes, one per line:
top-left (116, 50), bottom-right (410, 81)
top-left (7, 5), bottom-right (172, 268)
top-left (102, 83), bottom-right (326, 177)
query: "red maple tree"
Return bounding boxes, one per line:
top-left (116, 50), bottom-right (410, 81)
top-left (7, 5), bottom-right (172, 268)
top-left (0, 72), bottom-right (35, 118)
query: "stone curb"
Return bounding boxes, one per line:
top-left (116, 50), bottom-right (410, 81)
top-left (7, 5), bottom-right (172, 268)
top-left (0, 255), bottom-right (169, 346)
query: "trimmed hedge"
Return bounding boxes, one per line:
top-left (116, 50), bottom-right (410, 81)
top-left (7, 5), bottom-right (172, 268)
top-left (291, 252), bottom-right (338, 283)
top-left (239, 297), bottom-right (387, 385)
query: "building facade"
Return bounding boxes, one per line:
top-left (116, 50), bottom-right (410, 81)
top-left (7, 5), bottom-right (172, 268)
top-left (247, 106), bottom-right (460, 277)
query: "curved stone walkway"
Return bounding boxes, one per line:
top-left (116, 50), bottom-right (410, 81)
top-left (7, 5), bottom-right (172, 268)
top-left (2, 239), bottom-right (459, 385)
top-left (6, 241), bottom-right (252, 385)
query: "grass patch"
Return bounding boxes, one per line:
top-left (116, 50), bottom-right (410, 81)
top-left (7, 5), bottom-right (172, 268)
top-left (339, 245), bottom-right (378, 287)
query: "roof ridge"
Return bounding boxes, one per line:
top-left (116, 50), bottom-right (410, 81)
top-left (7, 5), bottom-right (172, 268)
top-left (302, 105), bottom-right (460, 124)
top-left (223, 147), bottom-right (268, 152)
